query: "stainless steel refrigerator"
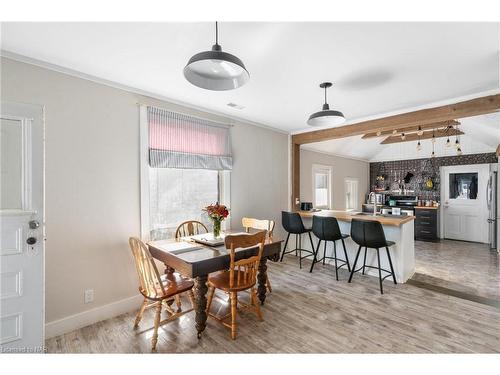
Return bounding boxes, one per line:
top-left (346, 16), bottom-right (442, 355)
top-left (487, 170), bottom-right (498, 251)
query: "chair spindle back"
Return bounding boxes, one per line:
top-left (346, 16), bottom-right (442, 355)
top-left (175, 220), bottom-right (208, 239)
top-left (129, 237), bottom-right (165, 300)
top-left (224, 231), bottom-right (267, 289)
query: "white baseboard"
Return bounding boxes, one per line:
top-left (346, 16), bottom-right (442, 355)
top-left (45, 294), bottom-right (143, 339)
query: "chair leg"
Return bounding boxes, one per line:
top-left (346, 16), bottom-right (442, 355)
top-left (362, 247), bottom-right (368, 275)
top-left (188, 289), bottom-right (196, 309)
top-left (299, 234), bottom-right (302, 269)
top-left (280, 233), bottom-right (290, 262)
top-left (206, 285), bottom-right (216, 314)
top-left (295, 234), bottom-right (299, 257)
top-left (376, 248), bottom-right (383, 294)
top-left (322, 240), bottom-right (327, 265)
top-left (348, 246), bottom-right (362, 283)
top-left (134, 298), bottom-right (148, 328)
top-left (174, 294), bottom-right (182, 312)
top-left (308, 231), bottom-right (315, 257)
top-left (151, 302), bottom-right (162, 351)
top-left (341, 238), bottom-right (351, 272)
top-left (230, 292), bottom-right (238, 340)
top-left (309, 239), bottom-right (321, 273)
top-left (252, 288), bottom-right (264, 321)
top-left (266, 275), bottom-right (272, 293)
top-left (386, 247), bottom-right (397, 285)
top-left (333, 241), bottom-right (339, 281)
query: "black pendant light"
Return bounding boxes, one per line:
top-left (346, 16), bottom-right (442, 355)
top-left (184, 22), bottom-right (249, 91)
top-left (307, 82), bottom-right (345, 127)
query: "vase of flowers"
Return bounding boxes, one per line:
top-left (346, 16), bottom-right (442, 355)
top-left (203, 202), bottom-right (229, 238)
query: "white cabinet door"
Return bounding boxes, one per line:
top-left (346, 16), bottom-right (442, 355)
top-left (0, 102), bottom-right (44, 352)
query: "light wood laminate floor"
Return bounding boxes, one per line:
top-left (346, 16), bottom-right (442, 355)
top-left (46, 256), bottom-right (500, 353)
top-left (413, 240), bottom-right (500, 301)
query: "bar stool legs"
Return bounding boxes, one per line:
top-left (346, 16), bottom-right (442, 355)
top-left (310, 238), bottom-right (351, 277)
top-left (348, 245), bottom-right (397, 294)
top-left (376, 248), bottom-right (383, 294)
top-left (362, 247), bottom-right (368, 275)
top-left (280, 233), bottom-right (291, 262)
top-left (279, 232), bottom-right (315, 268)
top-left (341, 238), bottom-right (351, 272)
top-left (348, 245), bottom-right (362, 283)
top-left (386, 247), bottom-right (397, 285)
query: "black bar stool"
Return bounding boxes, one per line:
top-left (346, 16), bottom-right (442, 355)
top-left (310, 216), bottom-right (351, 278)
top-left (280, 211), bottom-right (315, 269)
top-left (347, 219), bottom-right (397, 294)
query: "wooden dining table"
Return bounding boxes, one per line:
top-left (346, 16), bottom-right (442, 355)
top-left (148, 230), bottom-right (283, 338)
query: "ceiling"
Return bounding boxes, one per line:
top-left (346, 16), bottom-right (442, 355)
top-left (303, 112), bottom-right (500, 161)
top-left (1, 22), bottom-right (499, 161)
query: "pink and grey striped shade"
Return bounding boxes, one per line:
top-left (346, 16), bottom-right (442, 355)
top-left (147, 106), bottom-right (232, 170)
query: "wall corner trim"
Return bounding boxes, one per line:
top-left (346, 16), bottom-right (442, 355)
top-left (45, 294), bottom-right (143, 339)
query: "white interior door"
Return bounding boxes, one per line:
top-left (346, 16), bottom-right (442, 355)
top-left (441, 164), bottom-right (489, 243)
top-left (0, 101), bottom-right (44, 352)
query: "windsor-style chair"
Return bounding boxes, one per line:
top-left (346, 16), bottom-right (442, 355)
top-left (128, 237), bottom-right (195, 351)
top-left (174, 220), bottom-right (208, 239)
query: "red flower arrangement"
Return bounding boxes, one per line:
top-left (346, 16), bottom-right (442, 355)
top-left (203, 203), bottom-right (229, 221)
top-left (203, 203), bottom-right (229, 238)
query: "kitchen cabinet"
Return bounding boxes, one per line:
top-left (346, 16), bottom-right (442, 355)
top-left (415, 207), bottom-right (440, 242)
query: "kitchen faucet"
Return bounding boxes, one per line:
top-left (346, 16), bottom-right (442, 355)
top-left (369, 192), bottom-right (378, 216)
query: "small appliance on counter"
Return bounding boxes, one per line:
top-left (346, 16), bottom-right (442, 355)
top-left (300, 202), bottom-right (313, 211)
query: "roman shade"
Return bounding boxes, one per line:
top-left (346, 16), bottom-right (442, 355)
top-left (147, 106), bottom-right (232, 170)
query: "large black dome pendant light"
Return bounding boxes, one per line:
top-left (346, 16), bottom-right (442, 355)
top-left (183, 22), bottom-right (250, 91)
top-left (307, 82), bottom-right (345, 127)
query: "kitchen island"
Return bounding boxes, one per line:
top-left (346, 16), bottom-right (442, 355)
top-left (298, 210), bottom-right (415, 283)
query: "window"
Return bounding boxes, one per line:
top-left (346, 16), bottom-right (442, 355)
top-left (449, 173), bottom-right (478, 200)
top-left (312, 164), bottom-right (332, 209)
top-left (141, 106), bottom-right (231, 240)
top-left (345, 178), bottom-right (359, 211)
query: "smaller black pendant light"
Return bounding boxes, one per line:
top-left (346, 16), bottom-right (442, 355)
top-left (307, 82), bottom-right (345, 127)
top-left (184, 22), bottom-right (250, 91)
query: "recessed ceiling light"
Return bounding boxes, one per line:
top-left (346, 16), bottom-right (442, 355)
top-left (227, 102), bottom-right (245, 110)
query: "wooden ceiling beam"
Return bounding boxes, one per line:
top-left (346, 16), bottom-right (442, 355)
top-left (362, 120), bottom-right (459, 139)
top-left (292, 94), bottom-right (500, 145)
top-left (380, 128), bottom-right (464, 145)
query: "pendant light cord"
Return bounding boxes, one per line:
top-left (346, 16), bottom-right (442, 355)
top-left (324, 86), bottom-right (328, 105)
top-left (215, 21), bottom-right (219, 45)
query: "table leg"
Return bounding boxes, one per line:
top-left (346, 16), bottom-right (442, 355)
top-left (193, 274), bottom-right (208, 339)
top-left (257, 257), bottom-right (268, 305)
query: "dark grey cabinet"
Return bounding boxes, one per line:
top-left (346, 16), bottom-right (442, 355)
top-left (415, 208), bottom-right (439, 242)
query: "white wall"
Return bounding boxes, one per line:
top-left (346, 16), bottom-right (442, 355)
top-left (0, 57), bottom-right (289, 332)
top-left (300, 148), bottom-right (369, 210)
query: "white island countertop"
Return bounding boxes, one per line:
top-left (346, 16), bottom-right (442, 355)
top-left (297, 209), bottom-right (415, 226)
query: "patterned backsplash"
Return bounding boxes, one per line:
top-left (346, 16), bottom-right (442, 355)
top-left (369, 153), bottom-right (498, 202)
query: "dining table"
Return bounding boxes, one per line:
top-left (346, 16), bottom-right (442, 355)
top-left (148, 230), bottom-right (283, 338)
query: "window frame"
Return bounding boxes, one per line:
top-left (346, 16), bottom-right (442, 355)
top-left (311, 164), bottom-right (332, 209)
top-left (344, 177), bottom-right (359, 211)
top-left (140, 106), bottom-right (230, 240)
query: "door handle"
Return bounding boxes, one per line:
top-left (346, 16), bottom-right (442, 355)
top-left (26, 237), bottom-right (37, 245)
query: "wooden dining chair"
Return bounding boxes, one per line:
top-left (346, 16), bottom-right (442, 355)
top-left (206, 231), bottom-right (267, 340)
top-left (128, 237), bottom-right (195, 351)
top-left (241, 217), bottom-right (275, 292)
top-left (174, 220), bottom-right (208, 239)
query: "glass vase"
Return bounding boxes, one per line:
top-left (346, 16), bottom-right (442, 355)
top-left (212, 219), bottom-right (221, 238)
